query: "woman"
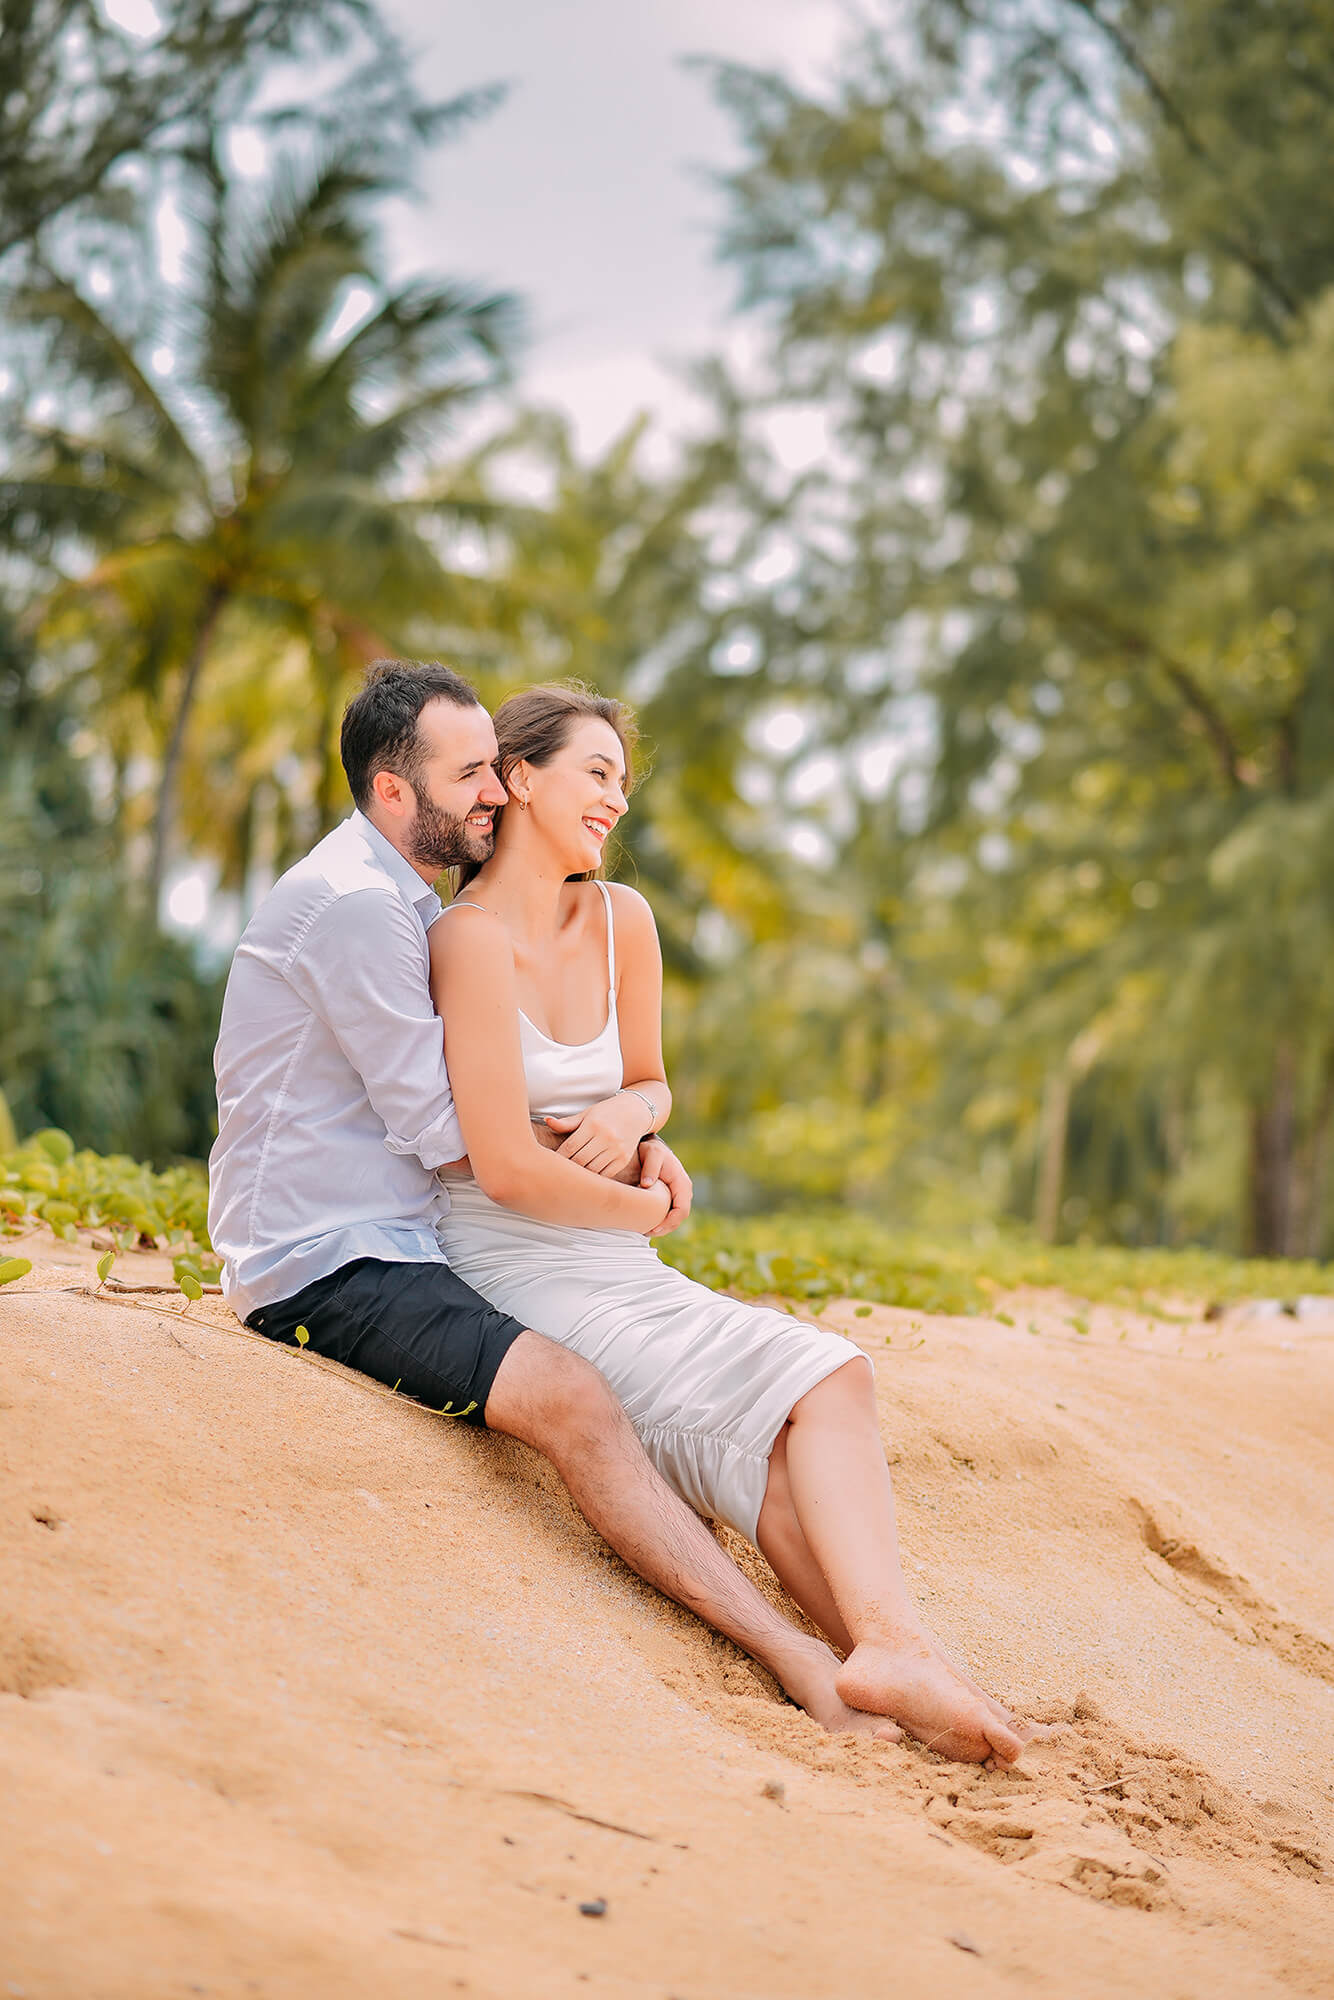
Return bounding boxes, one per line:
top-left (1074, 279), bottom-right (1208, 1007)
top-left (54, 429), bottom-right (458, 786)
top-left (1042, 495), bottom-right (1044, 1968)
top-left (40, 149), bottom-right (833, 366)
top-left (431, 683), bottom-right (1033, 1765)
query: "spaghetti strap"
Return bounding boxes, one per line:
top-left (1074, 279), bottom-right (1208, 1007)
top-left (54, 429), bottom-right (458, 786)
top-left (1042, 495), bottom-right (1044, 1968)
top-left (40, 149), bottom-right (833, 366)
top-left (440, 900), bottom-right (490, 914)
top-left (595, 880), bottom-right (616, 993)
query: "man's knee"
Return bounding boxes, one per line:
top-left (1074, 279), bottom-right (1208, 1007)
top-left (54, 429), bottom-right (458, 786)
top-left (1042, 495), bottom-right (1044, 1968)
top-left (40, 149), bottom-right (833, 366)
top-left (484, 1328), bottom-right (623, 1448)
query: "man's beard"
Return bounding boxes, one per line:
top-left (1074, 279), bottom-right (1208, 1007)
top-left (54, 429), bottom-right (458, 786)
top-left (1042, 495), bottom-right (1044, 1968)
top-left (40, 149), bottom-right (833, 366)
top-left (404, 786), bottom-right (495, 872)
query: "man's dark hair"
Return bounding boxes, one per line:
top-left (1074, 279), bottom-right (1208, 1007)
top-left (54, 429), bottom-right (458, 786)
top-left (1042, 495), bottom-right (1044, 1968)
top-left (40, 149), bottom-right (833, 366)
top-left (340, 659), bottom-right (480, 809)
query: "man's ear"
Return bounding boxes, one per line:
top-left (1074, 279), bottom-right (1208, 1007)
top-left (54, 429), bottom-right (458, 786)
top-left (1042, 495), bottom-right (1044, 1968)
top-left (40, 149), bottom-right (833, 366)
top-left (370, 766), bottom-right (411, 817)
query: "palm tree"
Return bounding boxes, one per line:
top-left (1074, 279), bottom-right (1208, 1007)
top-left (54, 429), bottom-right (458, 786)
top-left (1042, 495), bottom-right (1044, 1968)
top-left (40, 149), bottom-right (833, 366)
top-left (475, 407), bottom-right (799, 974)
top-left (2, 138), bottom-right (520, 910)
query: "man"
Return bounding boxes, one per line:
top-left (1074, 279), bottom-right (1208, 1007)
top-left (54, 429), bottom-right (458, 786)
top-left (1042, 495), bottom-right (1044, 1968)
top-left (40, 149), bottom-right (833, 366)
top-left (209, 659), bottom-right (888, 1736)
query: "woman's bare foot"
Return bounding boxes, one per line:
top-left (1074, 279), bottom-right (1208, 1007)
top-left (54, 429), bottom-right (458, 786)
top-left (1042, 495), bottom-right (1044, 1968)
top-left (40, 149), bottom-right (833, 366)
top-left (835, 1636), bottom-right (1028, 1765)
top-left (778, 1637), bottom-right (903, 1741)
top-left (922, 1628), bottom-right (1052, 1746)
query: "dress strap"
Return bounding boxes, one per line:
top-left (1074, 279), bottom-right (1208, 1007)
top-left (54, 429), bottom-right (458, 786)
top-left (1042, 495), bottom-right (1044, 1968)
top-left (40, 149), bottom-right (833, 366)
top-left (595, 879), bottom-right (616, 994)
top-left (440, 900), bottom-right (490, 914)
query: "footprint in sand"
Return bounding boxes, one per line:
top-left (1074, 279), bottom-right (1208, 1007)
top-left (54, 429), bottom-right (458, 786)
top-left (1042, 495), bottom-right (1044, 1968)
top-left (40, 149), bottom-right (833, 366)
top-left (1133, 1499), bottom-right (1334, 1686)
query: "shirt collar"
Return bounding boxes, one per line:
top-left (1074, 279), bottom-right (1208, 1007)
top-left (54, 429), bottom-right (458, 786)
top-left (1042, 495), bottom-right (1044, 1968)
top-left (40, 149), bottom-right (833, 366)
top-left (349, 809), bottom-right (443, 923)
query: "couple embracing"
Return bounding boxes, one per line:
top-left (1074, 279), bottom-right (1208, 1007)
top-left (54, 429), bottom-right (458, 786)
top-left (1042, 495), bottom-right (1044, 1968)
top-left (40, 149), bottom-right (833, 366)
top-left (209, 660), bottom-right (1035, 1765)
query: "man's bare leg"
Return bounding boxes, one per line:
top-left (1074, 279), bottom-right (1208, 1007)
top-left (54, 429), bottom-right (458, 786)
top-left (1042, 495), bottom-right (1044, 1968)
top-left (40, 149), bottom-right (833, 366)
top-left (765, 1360), bottom-right (1031, 1764)
top-left (484, 1332), bottom-right (899, 1741)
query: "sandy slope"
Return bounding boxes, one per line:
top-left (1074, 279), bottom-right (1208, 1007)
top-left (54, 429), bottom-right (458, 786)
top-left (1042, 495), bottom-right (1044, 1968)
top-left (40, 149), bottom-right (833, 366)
top-left (1, 1234), bottom-right (1331, 2000)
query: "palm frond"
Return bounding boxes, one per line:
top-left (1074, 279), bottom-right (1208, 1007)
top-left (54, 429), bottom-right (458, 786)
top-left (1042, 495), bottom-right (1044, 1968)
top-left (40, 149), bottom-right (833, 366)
top-left (309, 277), bottom-right (520, 396)
top-left (4, 273), bottom-right (206, 488)
top-left (224, 152), bottom-right (385, 317)
top-left (259, 76), bottom-right (510, 158)
top-left (293, 380), bottom-right (482, 479)
top-left (205, 152), bottom-right (401, 446)
top-left (0, 470), bottom-right (140, 556)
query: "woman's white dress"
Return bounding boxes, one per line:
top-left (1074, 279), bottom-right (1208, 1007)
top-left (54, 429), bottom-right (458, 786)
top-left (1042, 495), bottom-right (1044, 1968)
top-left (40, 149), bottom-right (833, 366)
top-left (436, 882), bottom-right (863, 1544)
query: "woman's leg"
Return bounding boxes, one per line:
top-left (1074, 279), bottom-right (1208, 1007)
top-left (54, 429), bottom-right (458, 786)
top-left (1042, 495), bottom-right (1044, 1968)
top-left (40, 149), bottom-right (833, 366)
top-left (756, 1425), bottom-right (853, 1650)
top-left (761, 1358), bottom-right (1029, 1764)
top-left (757, 1431), bottom-right (1023, 1726)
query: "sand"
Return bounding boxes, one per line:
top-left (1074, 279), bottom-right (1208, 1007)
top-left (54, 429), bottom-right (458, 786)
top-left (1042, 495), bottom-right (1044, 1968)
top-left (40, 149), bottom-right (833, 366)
top-left (1, 1231), bottom-right (1331, 1999)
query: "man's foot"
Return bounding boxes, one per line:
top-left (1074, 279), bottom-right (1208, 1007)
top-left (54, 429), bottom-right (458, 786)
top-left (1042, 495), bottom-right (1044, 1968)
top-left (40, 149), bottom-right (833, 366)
top-left (835, 1637), bottom-right (1029, 1765)
top-left (778, 1638), bottom-right (903, 1742)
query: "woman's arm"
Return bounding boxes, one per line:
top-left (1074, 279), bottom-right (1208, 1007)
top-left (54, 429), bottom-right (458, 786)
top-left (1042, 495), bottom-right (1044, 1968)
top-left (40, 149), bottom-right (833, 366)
top-left (428, 906), bottom-right (670, 1232)
top-left (545, 885), bottom-right (673, 1176)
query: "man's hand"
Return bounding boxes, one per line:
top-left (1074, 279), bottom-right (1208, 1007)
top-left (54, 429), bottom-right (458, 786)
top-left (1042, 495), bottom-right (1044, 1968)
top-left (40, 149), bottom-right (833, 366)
top-left (637, 1136), bottom-right (692, 1237)
top-left (530, 1120), bottom-right (691, 1235)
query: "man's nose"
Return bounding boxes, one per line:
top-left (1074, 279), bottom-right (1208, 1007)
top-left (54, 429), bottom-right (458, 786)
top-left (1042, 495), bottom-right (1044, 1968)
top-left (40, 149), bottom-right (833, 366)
top-left (479, 771), bottom-right (508, 806)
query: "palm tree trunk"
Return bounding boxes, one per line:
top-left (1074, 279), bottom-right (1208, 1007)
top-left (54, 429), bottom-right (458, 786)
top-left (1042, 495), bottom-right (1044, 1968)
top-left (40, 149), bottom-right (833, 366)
top-left (1035, 1067), bottom-right (1072, 1244)
top-left (1246, 1041), bottom-right (1297, 1257)
top-left (1302, 1095), bottom-right (1334, 1261)
top-left (1034, 1022), bottom-right (1109, 1243)
top-left (315, 665), bottom-right (349, 835)
top-left (148, 583), bottom-right (227, 917)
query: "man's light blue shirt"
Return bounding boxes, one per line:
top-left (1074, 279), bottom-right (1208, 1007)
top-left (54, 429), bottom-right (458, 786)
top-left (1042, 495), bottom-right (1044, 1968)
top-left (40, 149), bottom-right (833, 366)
top-left (208, 810), bottom-right (464, 1318)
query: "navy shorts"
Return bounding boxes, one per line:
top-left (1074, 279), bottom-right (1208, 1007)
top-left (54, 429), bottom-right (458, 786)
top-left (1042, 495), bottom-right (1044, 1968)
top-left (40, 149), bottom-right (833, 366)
top-left (246, 1257), bottom-right (527, 1426)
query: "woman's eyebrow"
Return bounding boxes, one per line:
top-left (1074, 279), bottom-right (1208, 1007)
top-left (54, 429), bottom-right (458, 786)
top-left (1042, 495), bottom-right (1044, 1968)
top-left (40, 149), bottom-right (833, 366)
top-left (587, 755), bottom-right (626, 781)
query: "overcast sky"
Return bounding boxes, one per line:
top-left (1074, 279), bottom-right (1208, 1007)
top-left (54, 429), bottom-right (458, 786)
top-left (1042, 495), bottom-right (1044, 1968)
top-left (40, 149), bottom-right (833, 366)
top-left (379, 0), bottom-right (851, 453)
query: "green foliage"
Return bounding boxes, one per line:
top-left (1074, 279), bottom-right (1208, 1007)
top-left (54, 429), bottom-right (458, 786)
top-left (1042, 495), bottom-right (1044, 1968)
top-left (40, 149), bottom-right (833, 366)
top-left (4, 1127), bottom-right (1326, 1319)
top-left (172, 1249), bottom-right (216, 1284)
top-left (684, 0), bottom-right (1334, 1253)
top-left (0, 638), bottom-right (225, 1160)
top-left (0, 1133), bottom-right (211, 1253)
top-left (3, 137), bottom-right (520, 907)
top-left (0, 1257), bottom-right (33, 1286)
top-left (0, 0), bottom-right (487, 264)
top-left (658, 1210), bottom-right (1334, 1319)
top-left (472, 408), bottom-right (806, 973)
top-left (5, 0), bottom-right (1334, 1266)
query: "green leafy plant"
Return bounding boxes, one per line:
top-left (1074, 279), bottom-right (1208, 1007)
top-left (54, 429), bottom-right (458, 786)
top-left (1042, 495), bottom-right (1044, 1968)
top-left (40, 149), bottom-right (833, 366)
top-left (1, 1130), bottom-right (212, 1252)
top-left (5, 1132), bottom-right (1334, 1322)
top-left (658, 1211), bottom-right (1334, 1318)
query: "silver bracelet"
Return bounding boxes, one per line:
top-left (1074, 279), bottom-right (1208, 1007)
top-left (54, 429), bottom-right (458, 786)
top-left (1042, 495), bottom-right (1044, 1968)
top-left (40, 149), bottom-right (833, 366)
top-left (620, 1086), bottom-right (659, 1130)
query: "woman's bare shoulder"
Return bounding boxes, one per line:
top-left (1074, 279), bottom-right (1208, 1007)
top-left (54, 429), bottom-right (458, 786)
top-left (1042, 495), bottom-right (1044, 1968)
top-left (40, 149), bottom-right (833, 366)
top-left (560, 876), bottom-right (652, 931)
top-left (428, 899), bottom-right (514, 966)
top-left (604, 880), bottom-right (658, 930)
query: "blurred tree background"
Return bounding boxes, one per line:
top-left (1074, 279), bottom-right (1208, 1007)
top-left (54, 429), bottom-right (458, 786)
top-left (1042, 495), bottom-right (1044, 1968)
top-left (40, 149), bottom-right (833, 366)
top-left (3, 0), bottom-right (1332, 1256)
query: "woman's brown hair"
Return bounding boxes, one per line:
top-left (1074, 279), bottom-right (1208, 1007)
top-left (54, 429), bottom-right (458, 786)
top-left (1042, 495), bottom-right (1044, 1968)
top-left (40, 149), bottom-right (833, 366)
top-left (458, 681), bottom-right (640, 886)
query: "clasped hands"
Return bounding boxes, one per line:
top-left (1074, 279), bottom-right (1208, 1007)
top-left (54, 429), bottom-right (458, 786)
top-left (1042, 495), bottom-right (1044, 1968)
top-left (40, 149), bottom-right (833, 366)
top-left (531, 1095), bottom-right (691, 1238)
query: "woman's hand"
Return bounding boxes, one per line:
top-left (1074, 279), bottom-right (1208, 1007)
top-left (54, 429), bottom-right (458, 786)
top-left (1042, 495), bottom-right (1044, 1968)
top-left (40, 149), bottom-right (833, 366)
top-left (544, 1091), bottom-right (649, 1178)
top-left (638, 1138), bottom-right (692, 1237)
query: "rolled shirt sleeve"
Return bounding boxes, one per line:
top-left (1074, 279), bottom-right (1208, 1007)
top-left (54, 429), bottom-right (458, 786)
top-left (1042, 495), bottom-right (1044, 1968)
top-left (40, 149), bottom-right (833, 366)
top-left (285, 888), bottom-right (465, 1171)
